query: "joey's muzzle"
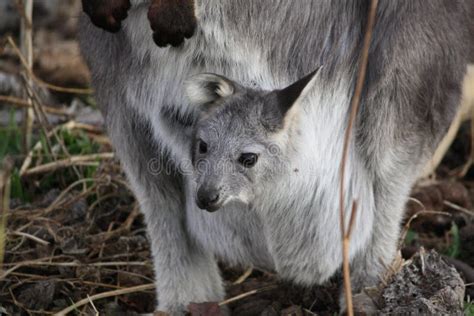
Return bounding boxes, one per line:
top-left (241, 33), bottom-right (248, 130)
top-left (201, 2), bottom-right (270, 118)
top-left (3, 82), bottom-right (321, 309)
top-left (196, 186), bottom-right (222, 212)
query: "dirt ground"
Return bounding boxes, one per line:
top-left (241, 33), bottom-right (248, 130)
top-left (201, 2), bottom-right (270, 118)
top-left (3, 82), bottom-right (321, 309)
top-left (0, 2), bottom-right (473, 315)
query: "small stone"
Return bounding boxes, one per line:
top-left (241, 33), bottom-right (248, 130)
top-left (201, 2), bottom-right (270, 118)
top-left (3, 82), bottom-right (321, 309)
top-left (281, 305), bottom-right (304, 316)
top-left (17, 280), bottom-right (56, 310)
top-left (380, 249), bottom-right (465, 314)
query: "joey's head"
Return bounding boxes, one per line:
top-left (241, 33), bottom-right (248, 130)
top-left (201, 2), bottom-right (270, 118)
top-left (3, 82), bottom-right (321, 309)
top-left (185, 68), bottom-right (320, 212)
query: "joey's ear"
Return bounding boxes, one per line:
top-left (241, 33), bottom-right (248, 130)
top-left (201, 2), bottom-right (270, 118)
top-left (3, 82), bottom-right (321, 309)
top-left (185, 73), bottom-right (236, 109)
top-left (276, 66), bottom-right (321, 116)
top-left (262, 67), bottom-right (321, 131)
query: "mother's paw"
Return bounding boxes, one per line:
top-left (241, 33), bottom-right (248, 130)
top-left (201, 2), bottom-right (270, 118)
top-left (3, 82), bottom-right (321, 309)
top-left (147, 0), bottom-right (197, 47)
top-left (81, 0), bottom-right (131, 33)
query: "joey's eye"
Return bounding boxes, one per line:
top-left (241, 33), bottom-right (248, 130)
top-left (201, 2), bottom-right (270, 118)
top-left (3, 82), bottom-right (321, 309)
top-left (198, 140), bottom-right (208, 154)
top-left (238, 153), bottom-right (258, 168)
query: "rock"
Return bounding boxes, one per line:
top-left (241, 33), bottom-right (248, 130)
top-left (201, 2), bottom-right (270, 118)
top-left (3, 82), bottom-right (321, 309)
top-left (72, 99), bottom-right (104, 126)
top-left (104, 302), bottom-right (141, 316)
top-left (17, 280), bottom-right (56, 310)
top-left (380, 249), bottom-right (465, 314)
top-left (34, 38), bottom-right (91, 88)
top-left (260, 302), bottom-right (282, 316)
top-left (281, 305), bottom-right (304, 316)
top-left (59, 235), bottom-right (88, 255)
top-left (68, 198), bottom-right (88, 223)
top-left (39, 188), bottom-right (61, 207)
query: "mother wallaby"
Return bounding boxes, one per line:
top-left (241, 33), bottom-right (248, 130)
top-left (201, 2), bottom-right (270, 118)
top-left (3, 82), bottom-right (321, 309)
top-left (79, 0), bottom-right (471, 314)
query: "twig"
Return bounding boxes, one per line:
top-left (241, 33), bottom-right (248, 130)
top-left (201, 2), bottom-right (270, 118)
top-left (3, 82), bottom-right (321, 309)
top-left (0, 157), bottom-right (14, 267)
top-left (21, 75), bottom-right (57, 163)
top-left (9, 231), bottom-right (50, 246)
top-left (338, 1), bottom-right (379, 315)
top-left (218, 284), bottom-right (278, 306)
top-left (2, 260), bottom-right (152, 268)
top-left (87, 193), bottom-right (121, 213)
top-left (14, 0), bottom-right (32, 29)
top-left (1, 260), bottom-right (151, 280)
top-left (54, 283), bottom-right (155, 316)
top-left (341, 200), bottom-right (358, 315)
top-left (122, 204), bottom-right (140, 230)
top-left (6, 38), bottom-right (85, 185)
top-left (233, 266), bottom-right (253, 285)
top-left (21, 153), bottom-right (114, 177)
top-left (0, 95), bottom-right (69, 116)
top-left (87, 295), bottom-right (99, 316)
top-left (41, 177), bottom-right (102, 215)
top-left (346, 200), bottom-right (359, 238)
top-left (443, 200), bottom-right (474, 217)
top-left (22, 75), bottom-right (86, 182)
top-left (18, 0), bottom-right (34, 153)
top-left (18, 121), bottom-right (105, 176)
top-left (98, 222), bottom-right (115, 258)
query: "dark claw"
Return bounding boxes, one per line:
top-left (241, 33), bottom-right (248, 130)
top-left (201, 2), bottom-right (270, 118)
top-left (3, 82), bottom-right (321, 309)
top-left (153, 32), bottom-right (170, 47)
top-left (81, 0), bottom-right (131, 33)
top-left (183, 23), bottom-right (196, 39)
top-left (148, 0), bottom-right (197, 48)
top-left (169, 35), bottom-right (185, 47)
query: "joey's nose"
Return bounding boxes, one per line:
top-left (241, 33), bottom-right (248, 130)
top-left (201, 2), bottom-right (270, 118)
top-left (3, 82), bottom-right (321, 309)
top-left (196, 186), bottom-right (221, 212)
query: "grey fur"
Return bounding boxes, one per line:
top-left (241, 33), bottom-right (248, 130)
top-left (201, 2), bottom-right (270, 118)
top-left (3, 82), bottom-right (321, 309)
top-left (79, 0), bottom-right (471, 314)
